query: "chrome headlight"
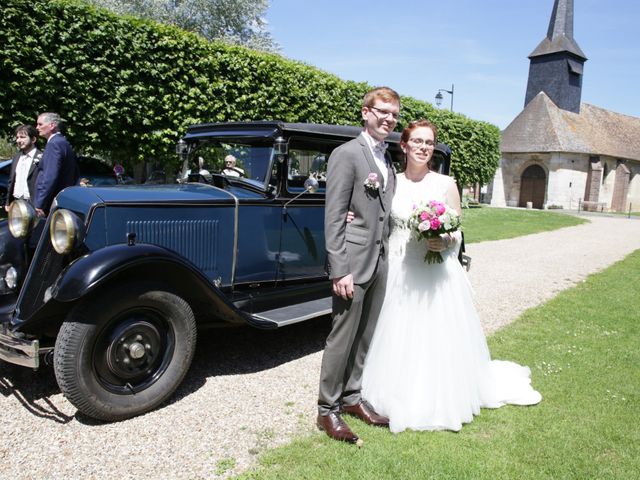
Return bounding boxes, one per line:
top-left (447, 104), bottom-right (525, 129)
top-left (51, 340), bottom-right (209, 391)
top-left (8, 199), bottom-right (39, 238)
top-left (49, 209), bottom-right (84, 254)
top-left (5, 266), bottom-right (18, 290)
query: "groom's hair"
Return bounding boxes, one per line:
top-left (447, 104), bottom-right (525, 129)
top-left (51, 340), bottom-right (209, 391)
top-left (362, 86), bottom-right (400, 108)
top-left (401, 119), bottom-right (438, 144)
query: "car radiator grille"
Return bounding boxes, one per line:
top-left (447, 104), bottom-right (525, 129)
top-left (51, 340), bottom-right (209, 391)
top-left (16, 234), bottom-right (64, 320)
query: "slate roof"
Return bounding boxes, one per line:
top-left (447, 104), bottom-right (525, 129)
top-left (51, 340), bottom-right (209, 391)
top-left (501, 92), bottom-right (640, 162)
top-left (529, 0), bottom-right (587, 60)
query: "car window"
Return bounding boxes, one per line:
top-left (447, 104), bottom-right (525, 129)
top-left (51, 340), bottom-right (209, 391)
top-left (287, 148), bottom-right (327, 193)
top-left (193, 141), bottom-right (274, 186)
top-left (285, 137), bottom-right (341, 194)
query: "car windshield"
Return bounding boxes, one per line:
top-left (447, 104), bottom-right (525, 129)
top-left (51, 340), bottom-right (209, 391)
top-left (190, 140), bottom-right (274, 189)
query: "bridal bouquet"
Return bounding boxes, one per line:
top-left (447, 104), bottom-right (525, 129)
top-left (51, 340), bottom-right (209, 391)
top-left (410, 200), bottom-right (461, 264)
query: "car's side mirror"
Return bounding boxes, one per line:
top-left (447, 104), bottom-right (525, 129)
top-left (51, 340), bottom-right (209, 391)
top-left (282, 176), bottom-right (320, 218)
top-left (303, 177), bottom-right (319, 194)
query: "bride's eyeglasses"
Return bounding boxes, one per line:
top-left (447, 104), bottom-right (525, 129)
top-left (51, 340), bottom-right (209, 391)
top-left (408, 138), bottom-right (435, 148)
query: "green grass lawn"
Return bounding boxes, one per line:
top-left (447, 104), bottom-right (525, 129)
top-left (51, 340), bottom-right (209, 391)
top-left (236, 250), bottom-right (640, 480)
top-left (462, 206), bottom-right (586, 244)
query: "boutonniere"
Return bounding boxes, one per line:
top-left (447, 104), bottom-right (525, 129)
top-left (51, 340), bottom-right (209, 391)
top-left (363, 172), bottom-right (380, 191)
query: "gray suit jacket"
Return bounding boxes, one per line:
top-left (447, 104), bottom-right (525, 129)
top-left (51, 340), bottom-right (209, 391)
top-left (324, 133), bottom-right (396, 284)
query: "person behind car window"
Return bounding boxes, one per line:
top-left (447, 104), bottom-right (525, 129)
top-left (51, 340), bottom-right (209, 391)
top-left (5, 124), bottom-right (43, 212)
top-left (222, 154), bottom-right (244, 177)
top-left (34, 112), bottom-right (79, 216)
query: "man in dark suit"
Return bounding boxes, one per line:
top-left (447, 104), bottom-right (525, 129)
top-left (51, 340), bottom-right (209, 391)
top-left (317, 87), bottom-right (400, 444)
top-left (34, 112), bottom-right (79, 216)
top-left (4, 124), bottom-right (43, 211)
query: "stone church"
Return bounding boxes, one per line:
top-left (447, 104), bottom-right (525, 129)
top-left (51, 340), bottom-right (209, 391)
top-left (487, 0), bottom-right (640, 212)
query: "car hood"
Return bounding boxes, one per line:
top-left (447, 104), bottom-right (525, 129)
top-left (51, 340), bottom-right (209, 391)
top-left (54, 183), bottom-right (262, 217)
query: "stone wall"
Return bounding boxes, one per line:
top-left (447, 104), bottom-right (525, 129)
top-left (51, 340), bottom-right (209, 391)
top-left (488, 152), bottom-right (640, 211)
top-left (486, 153), bottom-right (640, 211)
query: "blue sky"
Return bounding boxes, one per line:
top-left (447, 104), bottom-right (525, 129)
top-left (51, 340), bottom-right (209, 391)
top-left (266, 0), bottom-right (640, 130)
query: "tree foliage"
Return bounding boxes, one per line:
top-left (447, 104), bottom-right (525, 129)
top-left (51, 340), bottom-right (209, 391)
top-left (0, 0), bottom-right (500, 184)
top-left (86, 0), bottom-right (277, 51)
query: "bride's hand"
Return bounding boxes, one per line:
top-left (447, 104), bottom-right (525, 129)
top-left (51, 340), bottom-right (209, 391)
top-left (427, 234), bottom-right (452, 252)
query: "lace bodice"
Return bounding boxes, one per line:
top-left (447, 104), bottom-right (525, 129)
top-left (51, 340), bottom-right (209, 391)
top-left (389, 172), bottom-right (458, 260)
top-left (391, 173), bottom-right (451, 225)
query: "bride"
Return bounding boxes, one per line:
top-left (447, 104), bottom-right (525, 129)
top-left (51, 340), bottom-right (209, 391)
top-left (361, 119), bottom-right (542, 433)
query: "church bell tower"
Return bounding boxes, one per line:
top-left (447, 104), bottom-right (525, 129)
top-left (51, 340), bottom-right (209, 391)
top-left (524, 0), bottom-right (587, 113)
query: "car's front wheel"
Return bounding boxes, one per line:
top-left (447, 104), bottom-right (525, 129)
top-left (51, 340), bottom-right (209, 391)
top-left (54, 284), bottom-right (196, 421)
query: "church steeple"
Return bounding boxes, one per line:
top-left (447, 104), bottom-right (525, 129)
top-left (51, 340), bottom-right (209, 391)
top-left (524, 0), bottom-right (587, 113)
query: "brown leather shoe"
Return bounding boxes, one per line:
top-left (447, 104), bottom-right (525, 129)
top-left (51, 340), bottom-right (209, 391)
top-left (342, 400), bottom-right (389, 427)
top-left (317, 412), bottom-right (360, 444)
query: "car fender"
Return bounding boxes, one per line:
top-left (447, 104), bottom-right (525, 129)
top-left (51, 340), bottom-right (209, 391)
top-left (50, 243), bottom-right (245, 324)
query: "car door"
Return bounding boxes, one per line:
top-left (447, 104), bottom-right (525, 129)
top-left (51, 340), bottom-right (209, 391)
top-left (276, 138), bottom-right (334, 282)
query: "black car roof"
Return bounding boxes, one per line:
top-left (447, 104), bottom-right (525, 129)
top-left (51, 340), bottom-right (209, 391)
top-left (186, 121), bottom-right (401, 144)
top-left (184, 121), bottom-right (449, 158)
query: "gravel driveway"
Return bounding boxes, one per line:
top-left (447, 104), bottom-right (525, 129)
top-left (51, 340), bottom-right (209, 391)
top-left (2, 212), bottom-right (639, 479)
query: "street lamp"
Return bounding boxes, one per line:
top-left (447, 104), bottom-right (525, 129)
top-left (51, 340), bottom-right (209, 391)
top-left (435, 84), bottom-right (454, 111)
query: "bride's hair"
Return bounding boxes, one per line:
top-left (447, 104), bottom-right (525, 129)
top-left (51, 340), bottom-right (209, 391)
top-left (400, 119), bottom-right (438, 144)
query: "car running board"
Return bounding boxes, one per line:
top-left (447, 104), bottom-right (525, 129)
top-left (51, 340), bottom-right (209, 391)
top-left (249, 297), bottom-right (332, 328)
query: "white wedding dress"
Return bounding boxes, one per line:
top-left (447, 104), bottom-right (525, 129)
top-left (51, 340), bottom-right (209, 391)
top-left (362, 173), bottom-right (541, 433)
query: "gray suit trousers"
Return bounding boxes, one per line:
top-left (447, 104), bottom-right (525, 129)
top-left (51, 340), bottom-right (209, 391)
top-left (317, 254), bottom-right (388, 415)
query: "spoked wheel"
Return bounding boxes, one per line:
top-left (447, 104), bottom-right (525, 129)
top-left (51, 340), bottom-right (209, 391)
top-left (54, 284), bottom-right (196, 421)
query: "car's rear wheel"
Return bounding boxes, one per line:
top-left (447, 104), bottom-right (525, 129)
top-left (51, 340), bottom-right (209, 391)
top-left (54, 283), bottom-right (196, 421)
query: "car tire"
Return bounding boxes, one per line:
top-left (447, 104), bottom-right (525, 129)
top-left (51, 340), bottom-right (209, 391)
top-left (53, 283), bottom-right (197, 421)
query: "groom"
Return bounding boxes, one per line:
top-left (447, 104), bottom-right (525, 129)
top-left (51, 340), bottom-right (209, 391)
top-left (317, 86), bottom-right (400, 443)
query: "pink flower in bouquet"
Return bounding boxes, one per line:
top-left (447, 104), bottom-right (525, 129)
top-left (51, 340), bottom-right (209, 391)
top-left (410, 200), bottom-right (461, 264)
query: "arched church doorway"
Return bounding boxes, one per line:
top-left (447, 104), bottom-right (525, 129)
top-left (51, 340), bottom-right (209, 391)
top-left (519, 164), bottom-right (546, 209)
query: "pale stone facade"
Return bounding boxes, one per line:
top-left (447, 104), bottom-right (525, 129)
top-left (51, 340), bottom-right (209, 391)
top-left (489, 151), bottom-right (640, 211)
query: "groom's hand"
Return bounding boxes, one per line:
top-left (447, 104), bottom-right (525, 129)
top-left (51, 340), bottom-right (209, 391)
top-left (333, 274), bottom-right (354, 300)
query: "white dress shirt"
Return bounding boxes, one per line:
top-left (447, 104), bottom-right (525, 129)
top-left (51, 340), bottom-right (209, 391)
top-left (362, 131), bottom-right (389, 191)
top-left (13, 147), bottom-right (37, 200)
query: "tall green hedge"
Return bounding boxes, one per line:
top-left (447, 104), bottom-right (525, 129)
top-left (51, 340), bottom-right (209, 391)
top-left (0, 0), bottom-right (500, 184)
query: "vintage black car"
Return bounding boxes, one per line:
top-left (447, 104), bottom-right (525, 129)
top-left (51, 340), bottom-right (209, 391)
top-left (0, 121), bottom-right (453, 421)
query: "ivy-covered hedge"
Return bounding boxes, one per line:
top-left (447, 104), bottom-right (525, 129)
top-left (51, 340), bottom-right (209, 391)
top-left (0, 0), bottom-right (500, 184)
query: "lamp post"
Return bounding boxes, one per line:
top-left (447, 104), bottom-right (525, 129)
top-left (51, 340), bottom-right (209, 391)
top-left (435, 84), bottom-right (454, 112)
